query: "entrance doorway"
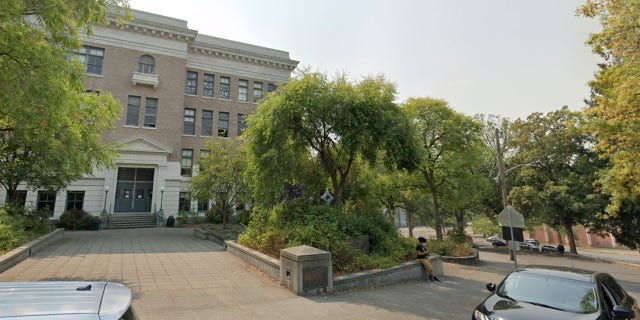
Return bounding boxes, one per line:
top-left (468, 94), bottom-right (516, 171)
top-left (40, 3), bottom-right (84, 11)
top-left (114, 168), bottom-right (154, 213)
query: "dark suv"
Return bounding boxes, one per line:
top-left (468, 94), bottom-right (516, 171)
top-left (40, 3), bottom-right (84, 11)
top-left (472, 265), bottom-right (639, 320)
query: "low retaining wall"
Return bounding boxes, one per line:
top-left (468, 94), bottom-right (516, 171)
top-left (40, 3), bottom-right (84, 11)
top-left (441, 248), bottom-right (480, 265)
top-left (194, 228), bottom-right (225, 246)
top-left (0, 228), bottom-right (64, 273)
top-left (225, 241), bottom-right (280, 280)
top-left (223, 239), bottom-right (447, 293)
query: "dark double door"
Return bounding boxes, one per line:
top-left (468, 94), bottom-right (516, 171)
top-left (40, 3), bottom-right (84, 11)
top-left (114, 168), bottom-right (154, 213)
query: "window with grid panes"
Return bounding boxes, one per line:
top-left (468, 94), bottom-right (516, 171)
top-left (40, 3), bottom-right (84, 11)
top-left (37, 191), bottom-right (57, 216)
top-left (202, 110), bottom-right (213, 136)
top-left (237, 113), bottom-right (248, 136)
top-left (203, 74), bottom-right (214, 97)
top-left (185, 71), bottom-right (198, 95)
top-left (179, 192), bottom-right (191, 211)
top-left (268, 83), bottom-right (278, 93)
top-left (181, 149), bottom-right (193, 176)
top-left (75, 45), bottom-right (104, 75)
top-left (183, 108), bottom-right (195, 135)
top-left (219, 76), bottom-right (230, 99)
top-left (238, 79), bottom-right (248, 102)
top-left (126, 96), bottom-right (140, 126)
top-left (138, 55), bottom-right (155, 74)
top-left (144, 97), bottom-right (158, 128)
top-left (218, 112), bottom-right (229, 137)
top-left (66, 191), bottom-right (85, 211)
top-left (253, 82), bottom-right (263, 103)
top-left (197, 200), bottom-right (209, 212)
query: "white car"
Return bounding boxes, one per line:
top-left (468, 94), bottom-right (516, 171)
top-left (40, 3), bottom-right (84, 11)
top-left (0, 281), bottom-right (135, 320)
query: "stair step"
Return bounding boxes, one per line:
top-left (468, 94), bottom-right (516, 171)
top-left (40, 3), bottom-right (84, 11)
top-left (106, 213), bottom-right (157, 229)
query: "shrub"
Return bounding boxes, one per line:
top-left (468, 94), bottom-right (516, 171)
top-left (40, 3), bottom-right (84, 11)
top-left (57, 209), bottom-right (92, 230)
top-left (427, 239), bottom-right (474, 257)
top-left (0, 205), bottom-right (52, 253)
top-left (238, 199), bottom-right (416, 273)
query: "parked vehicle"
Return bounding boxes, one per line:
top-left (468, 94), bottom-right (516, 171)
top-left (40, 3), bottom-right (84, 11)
top-left (521, 241), bottom-right (540, 251)
top-left (524, 238), bottom-right (540, 246)
top-left (490, 239), bottom-right (507, 247)
top-left (541, 244), bottom-right (560, 253)
top-left (0, 281), bottom-right (136, 319)
top-left (472, 265), bottom-right (639, 320)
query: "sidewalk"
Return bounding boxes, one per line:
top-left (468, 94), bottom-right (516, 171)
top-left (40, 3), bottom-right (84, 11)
top-left (578, 247), bottom-right (640, 266)
top-left (0, 228), bottom-right (638, 320)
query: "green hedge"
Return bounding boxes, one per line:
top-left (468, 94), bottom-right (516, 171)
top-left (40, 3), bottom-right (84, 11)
top-left (238, 199), bottom-right (416, 273)
top-left (0, 205), bottom-right (52, 253)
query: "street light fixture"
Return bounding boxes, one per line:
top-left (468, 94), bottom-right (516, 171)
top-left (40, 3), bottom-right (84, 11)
top-left (157, 186), bottom-right (165, 226)
top-left (102, 185), bottom-right (110, 214)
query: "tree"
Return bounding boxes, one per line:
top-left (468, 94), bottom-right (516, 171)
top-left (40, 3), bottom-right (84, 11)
top-left (508, 107), bottom-right (606, 254)
top-left (403, 98), bottom-right (484, 240)
top-left (579, 0), bottom-right (640, 215)
top-left (245, 71), bottom-right (422, 207)
top-left (191, 139), bottom-right (248, 228)
top-left (0, 0), bottom-right (129, 200)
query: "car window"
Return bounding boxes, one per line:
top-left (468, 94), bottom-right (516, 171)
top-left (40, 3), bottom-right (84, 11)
top-left (602, 277), bottom-right (626, 303)
top-left (601, 285), bottom-right (616, 317)
top-left (497, 273), bottom-right (598, 314)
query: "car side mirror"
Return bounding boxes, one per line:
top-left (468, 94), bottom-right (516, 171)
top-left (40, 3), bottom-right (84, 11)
top-left (486, 283), bottom-right (496, 292)
top-left (612, 305), bottom-right (635, 319)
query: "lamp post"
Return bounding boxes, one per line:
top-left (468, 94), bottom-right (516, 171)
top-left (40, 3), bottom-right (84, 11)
top-left (157, 186), bottom-right (165, 225)
top-left (102, 185), bottom-right (110, 215)
top-left (101, 185), bottom-right (110, 230)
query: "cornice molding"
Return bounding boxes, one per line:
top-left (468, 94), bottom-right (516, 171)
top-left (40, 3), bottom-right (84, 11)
top-left (188, 45), bottom-right (298, 71)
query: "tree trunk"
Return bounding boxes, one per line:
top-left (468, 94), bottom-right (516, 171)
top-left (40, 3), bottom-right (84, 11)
top-left (456, 211), bottom-right (465, 231)
top-left (430, 186), bottom-right (444, 240)
top-left (408, 210), bottom-right (414, 238)
top-left (561, 221), bottom-right (578, 254)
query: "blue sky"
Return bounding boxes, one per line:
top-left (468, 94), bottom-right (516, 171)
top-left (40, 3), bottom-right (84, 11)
top-left (129, 0), bottom-right (601, 120)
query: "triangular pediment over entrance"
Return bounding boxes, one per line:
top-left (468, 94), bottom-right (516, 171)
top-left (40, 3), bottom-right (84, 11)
top-left (116, 135), bottom-right (173, 156)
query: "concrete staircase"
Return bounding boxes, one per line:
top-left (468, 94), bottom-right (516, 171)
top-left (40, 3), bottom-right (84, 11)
top-left (107, 213), bottom-right (157, 229)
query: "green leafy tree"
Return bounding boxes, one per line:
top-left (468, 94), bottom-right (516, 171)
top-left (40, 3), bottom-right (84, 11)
top-left (579, 0), bottom-right (640, 215)
top-left (245, 71), bottom-right (422, 207)
top-left (508, 107), bottom-right (606, 254)
top-left (403, 98), bottom-right (484, 240)
top-left (191, 139), bottom-right (248, 228)
top-left (0, 0), bottom-right (129, 200)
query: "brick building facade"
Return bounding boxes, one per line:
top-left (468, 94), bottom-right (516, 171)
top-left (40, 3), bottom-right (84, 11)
top-left (1, 9), bottom-right (298, 219)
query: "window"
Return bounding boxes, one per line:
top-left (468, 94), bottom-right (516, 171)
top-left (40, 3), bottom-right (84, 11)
top-left (197, 200), bottom-right (209, 212)
top-left (238, 79), bottom-right (248, 102)
top-left (85, 90), bottom-right (100, 95)
top-left (126, 96), bottom-right (141, 126)
top-left (219, 76), bottom-right (230, 99)
top-left (138, 55), bottom-right (155, 74)
top-left (203, 74), bottom-right (215, 97)
top-left (144, 97), bottom-right (158, 128)
top-left (75, 45), bottom-right (104, 75)
top-left (218, 112), bottom-right (229, 137)
top-left (179, 192), bottom-right (191, 212)
top-left (268, 83), bottom-right (278, 93)
top-left (183, 108), bottom-right (195, 135)
top-left (253, 82), bottom-right (263, 103)
top-left (185, 71), bottom-right (198, 95)
top-left (7, 190), bottom-right (27, 207)
top-left (202, 110), bottom-right (213, 136)
top-left (37, 191), bottom-right (57, 216)
top-left (181, 149), bottom-right (193, 176)
top-left (237, 113), bottom-right (248, 136)
top-left (66, 191), bottom-right (85, 211)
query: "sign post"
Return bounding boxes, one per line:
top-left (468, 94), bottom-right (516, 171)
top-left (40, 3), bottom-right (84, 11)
top-left (498, 205), bottom-right (524, 269)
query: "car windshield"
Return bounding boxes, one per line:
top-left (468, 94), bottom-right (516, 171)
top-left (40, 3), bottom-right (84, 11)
top-left (497, 272), bottom-right (598, 314)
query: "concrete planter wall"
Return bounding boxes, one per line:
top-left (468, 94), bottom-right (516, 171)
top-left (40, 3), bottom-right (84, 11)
top-left (223, 239), bottom-right (446, 294)
top-left (0, 228), bottom-right (64, 273)
top-left (441, 248), bottom-right (480, 265)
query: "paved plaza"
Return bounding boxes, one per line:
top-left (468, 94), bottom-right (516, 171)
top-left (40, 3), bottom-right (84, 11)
top-left (0, 228), bottom-right (638, 319)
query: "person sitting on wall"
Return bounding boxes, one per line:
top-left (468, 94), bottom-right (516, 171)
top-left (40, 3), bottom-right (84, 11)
top-left (417, 236), bottom-right (441, 282)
